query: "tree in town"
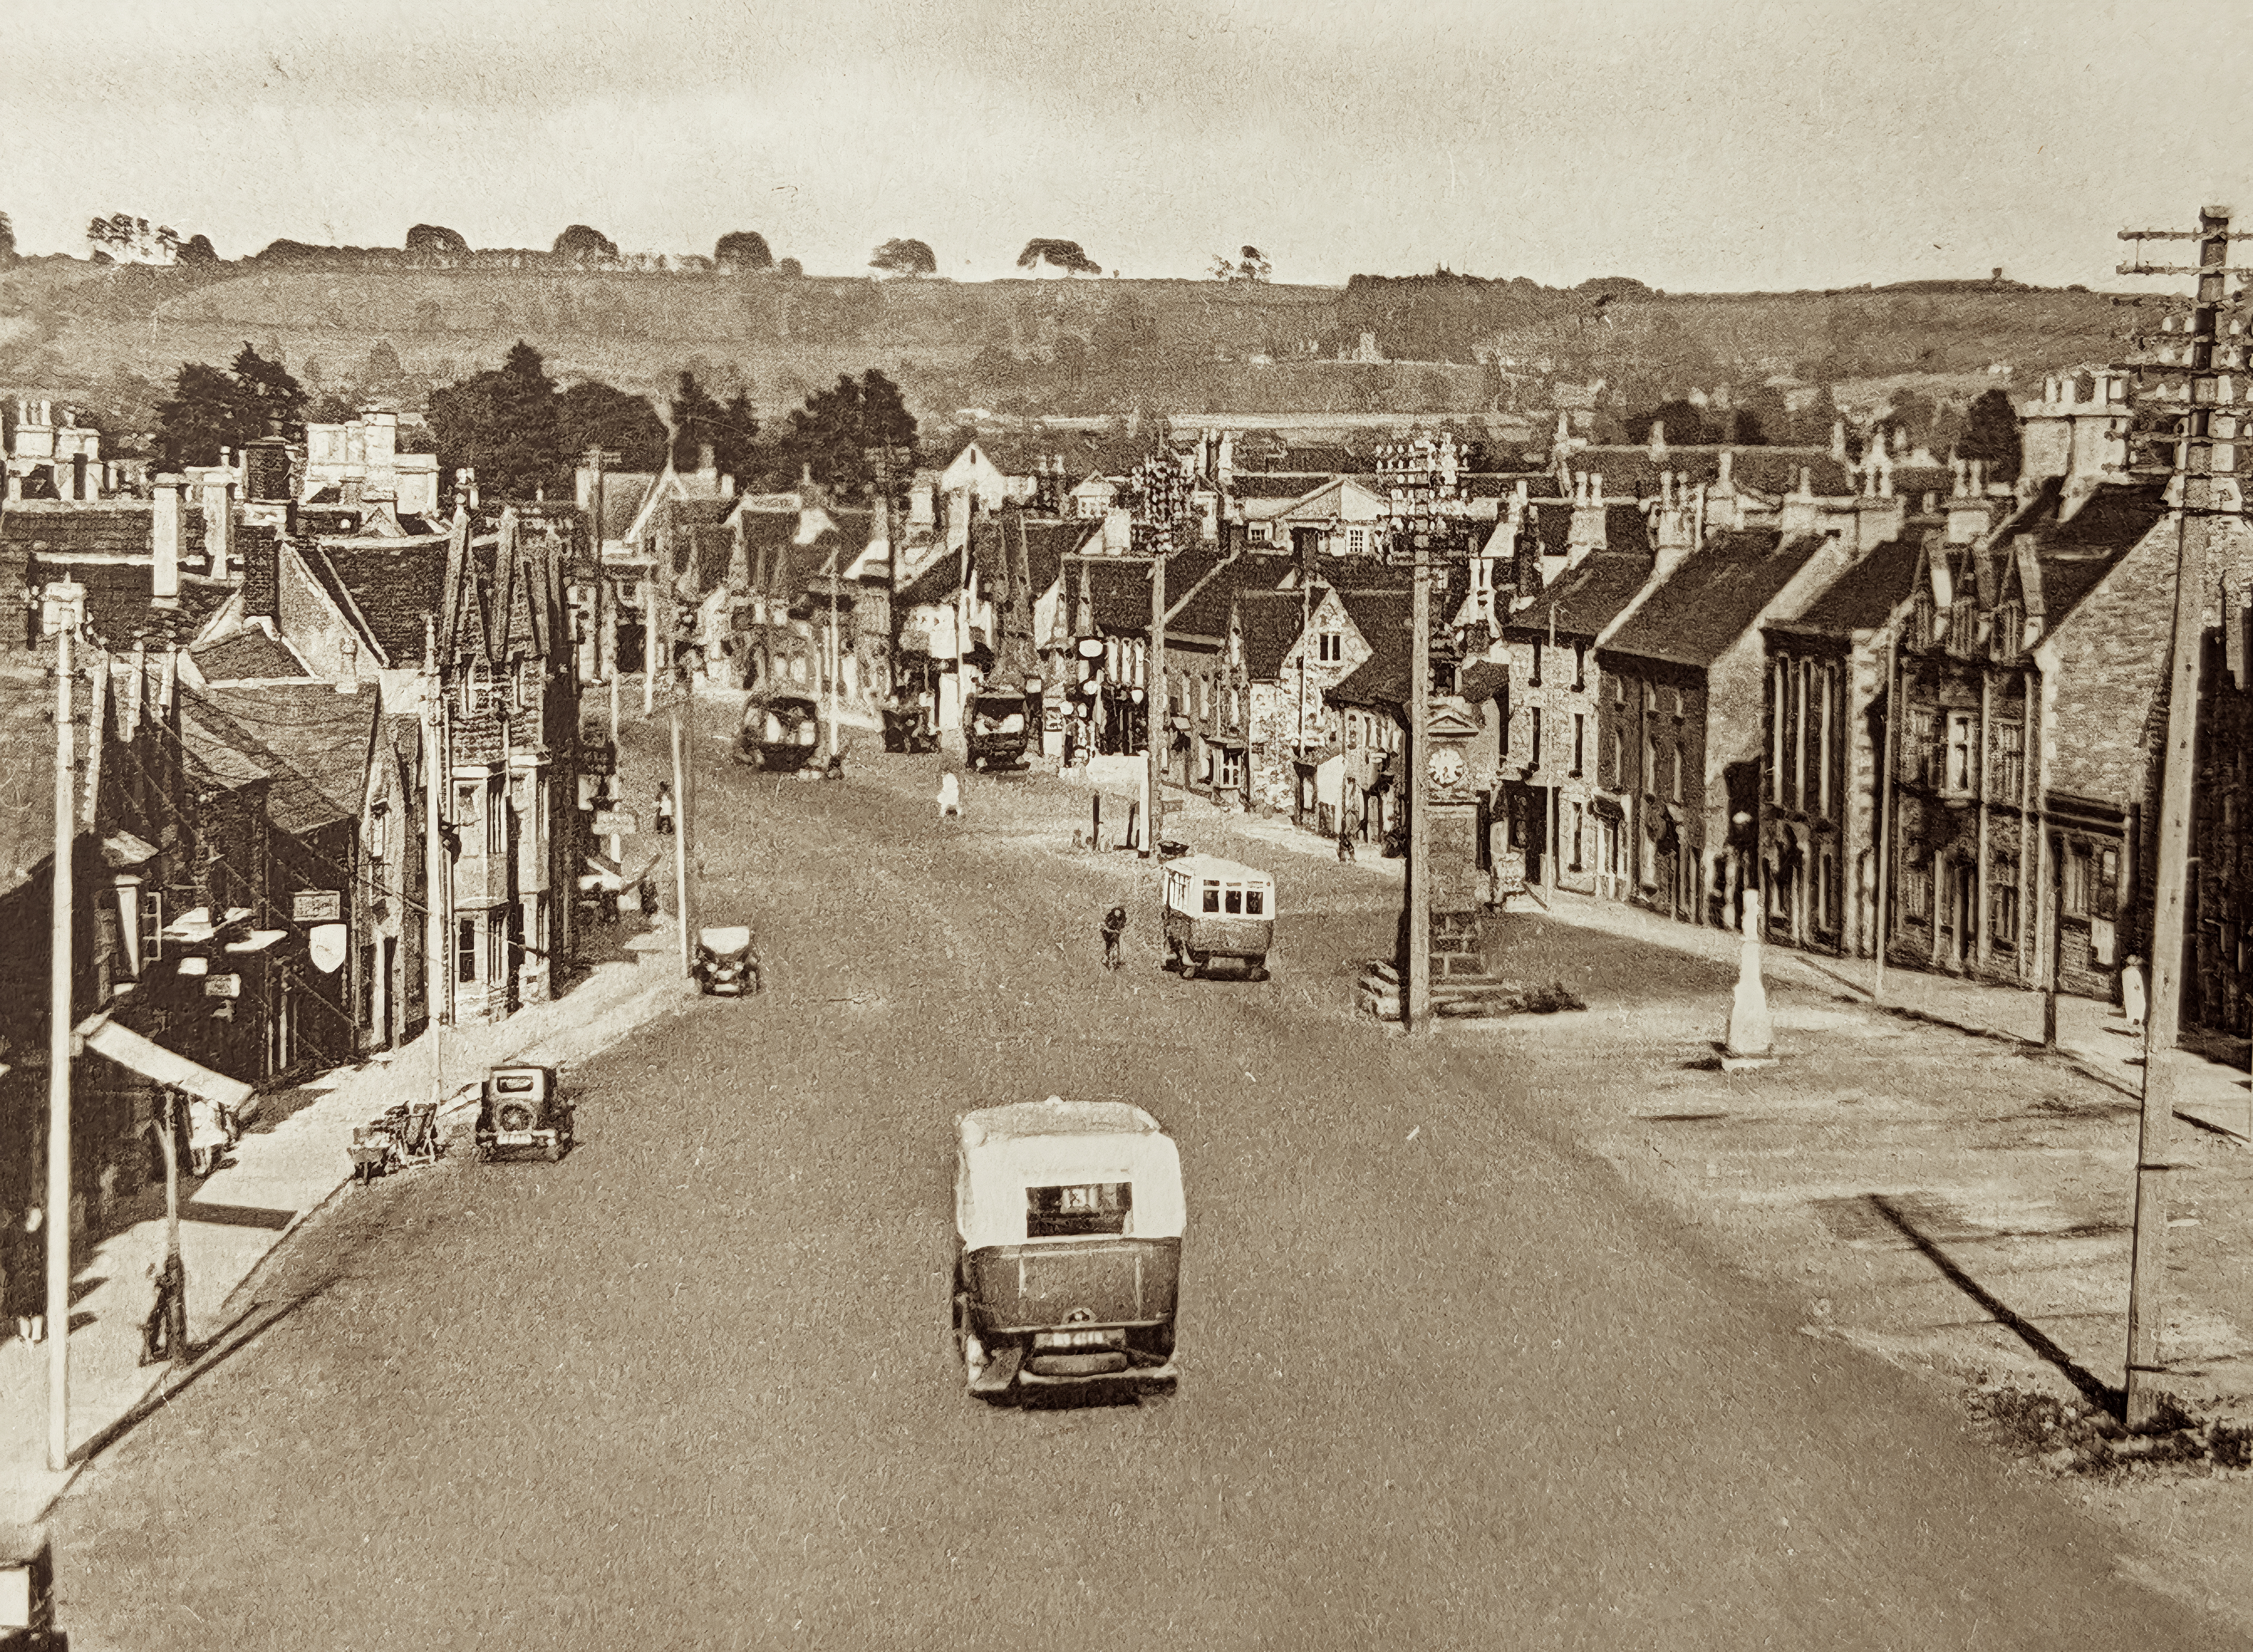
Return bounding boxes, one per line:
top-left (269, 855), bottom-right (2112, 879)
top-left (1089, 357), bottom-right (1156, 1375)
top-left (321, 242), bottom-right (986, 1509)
top-left (870, 237), bottom-right (936, 278)
top-left (557, 379), bottom-right (667, 473)
top-left (0, 211), bottom-right (14, 265)
top-left (152, 343), bottom-right (309, 467)
top-left (715, 230), bottom-right (774, 271)
top-left (667, 369), bottom-right (729, 471)
top-left (766, 369), bottom-right (917, 502)
top-left (176, 233), bottom-right (219, 266)
top-left (425, 340), bottom-right (564, 499)
top-left (715, 391), bottom-right (760, 483)
top-left (406, 223), bottom-right (469, 256)
top-left (1955, 387), bottom-right (2023, 482)
top-left (1623, 397), bottom-right (1709, 447)
top-left (1016, 238), bottom-right (1102, 277)
top-left (777, 257), bottom-right (804, 279)
top-left (552, 224), bottom-right (618, 263)
top-left (1209, 245), bottom-right (1271, 282)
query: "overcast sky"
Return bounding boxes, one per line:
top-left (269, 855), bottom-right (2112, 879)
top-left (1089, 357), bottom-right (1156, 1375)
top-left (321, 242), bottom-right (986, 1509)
top-left (9, 0), bottom-right (2248, 291)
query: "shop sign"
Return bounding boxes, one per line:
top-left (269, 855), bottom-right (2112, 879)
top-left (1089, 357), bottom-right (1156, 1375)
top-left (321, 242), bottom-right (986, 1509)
top-left (292, 890), bottom-right (342, 924)
top-left (592, 811), bottom-right (638, 836)
top-left (1498, 851), bottom-right (1528, 896)
top-left (203, 974), bottom-right (242, 999)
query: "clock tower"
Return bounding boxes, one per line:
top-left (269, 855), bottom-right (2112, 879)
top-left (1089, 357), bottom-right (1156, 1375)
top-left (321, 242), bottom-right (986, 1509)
top-left (1414, 695), bottom-right (1493, 981)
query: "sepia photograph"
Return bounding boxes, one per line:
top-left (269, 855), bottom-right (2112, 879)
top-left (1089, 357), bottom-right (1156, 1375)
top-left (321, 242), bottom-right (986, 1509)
top-left (3, 0), bottom-right (2253, 1644)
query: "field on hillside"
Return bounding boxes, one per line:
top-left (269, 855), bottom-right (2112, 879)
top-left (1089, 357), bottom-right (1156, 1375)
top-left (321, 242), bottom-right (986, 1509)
top-left (0, 258), bottom-right (2140, 436)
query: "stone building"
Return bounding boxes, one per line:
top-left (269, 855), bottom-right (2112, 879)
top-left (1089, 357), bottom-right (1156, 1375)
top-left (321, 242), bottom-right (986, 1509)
top-left (1599, 528), bottom-right (1855, 926)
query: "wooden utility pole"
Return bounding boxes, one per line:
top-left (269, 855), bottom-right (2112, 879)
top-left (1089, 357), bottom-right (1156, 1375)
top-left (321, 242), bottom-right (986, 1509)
top-left (1872, 637), bottom-right (1898, 1001)
top-left (2119, 204), bottom-right (2235, 1426)
top-left (1146, 544), bottom-right (1166, 857)
top-left (1406, 530), bottom-right (1432, 1033)
top-left (643, 578), bottom-right (660, 716)
top-left (45, 622), bottom-right (73, 1470)
top-left (670, 680), bottom-right (693, 977)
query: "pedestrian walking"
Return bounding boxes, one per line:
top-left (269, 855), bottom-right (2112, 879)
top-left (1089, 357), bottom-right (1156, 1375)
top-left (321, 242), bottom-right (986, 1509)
top-left (2122, 953), bottom-right (2147, 1035)
top-left (1101, 905), bottom-right (1128, 970)
top-left (1336, 828), bottom-right (1356, 864)
top-left (655, 780), bottom-right (676, 836)
top-left (139, 1252), bottom-right (185, 1367)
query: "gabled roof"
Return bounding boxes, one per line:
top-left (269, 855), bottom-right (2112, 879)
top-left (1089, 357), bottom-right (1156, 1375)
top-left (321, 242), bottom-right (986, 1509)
top-left (2002, 478), bottom-right (2169, 631)
top-left (57, 562), bottom-right (231, 651)
top-left (192, 628), bottom-right (314, 682)
top-left (1326, 589), bottom-right (1413, 711)
top-left (0, 658), bottom-right (62, 898)
top-left (971, 516), bottom-right (1102, 604)
top-left (1305, 554), bottom-right (1410, 593)
top-left (1070, 556), bottom-right (1155, 635)
top-left (187, 683), bottom-right (379, 836)
top-left (1235, 589), bottom-right (1307, 679)
top-left (1170, 551), bottom-right (1292, 641)
top-left (1772, 537), bottom-right (1923, 638)
top-left (1505, 548), bottom-right (1656, 641)
top-left (1604, 530), bottom-right (1832, 670)
top-left (596, 472), bottom-right (658, 544)
top-left (323, 539), bottom-right (454, 665)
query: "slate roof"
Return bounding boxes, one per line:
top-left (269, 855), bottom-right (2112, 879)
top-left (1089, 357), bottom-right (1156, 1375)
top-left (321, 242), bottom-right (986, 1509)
top-left (193, 629), bottom-right (313, 682)
top-left (1236, 589), bottom-right (1308, 680)
top-left (1771, 537), bottom-right (1923, 638)
top-left (1326, 590), bottom-right (1414, 711)
top-left (961, 430), bottom-right (1151, 484)
top-left (1564, 448), bottom-right (1852, 500)
top-left (1170, 552), bottom-right (1292, 641)
top-left (321, 539), bottom-right (454, 665)
top-left (1506, 548), bottom-right (1657, 641)
top-left (971, 516), bottom-right (1101, 604)
top-left (59, 564), bottom-right (231, 651)
top-left (2007, 478), bottom-right (2169, 626)
top-left (596, 473), bottom-right (658, 543)
top-left (187, 683), bottom-right (378, 835)
top-left (0, 502), bottom-right (212, 569)
top-left (1306, 554), bottom-right (1410, 593)
top-left (1078, 557), bottom-right (1155, 634)
top-left (1604, 530), bottom-right (1834, 670)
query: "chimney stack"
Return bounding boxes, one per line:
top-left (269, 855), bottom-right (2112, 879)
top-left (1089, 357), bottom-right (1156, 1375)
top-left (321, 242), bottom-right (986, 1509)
top-left (1648, 420), bottom-right (1666, 461)
top-left (1830, 420), bottom-right (1847, 462)
top-left (1716, 450), bottom-right (1733, 492)
top-left (200, 472), bottom-right (234, 578)
top-left (152, 474), bottom-right (184, 604)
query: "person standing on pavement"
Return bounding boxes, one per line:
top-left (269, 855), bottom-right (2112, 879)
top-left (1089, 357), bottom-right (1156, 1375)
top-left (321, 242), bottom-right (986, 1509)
top-left (655, 781), bottom-right (676, 837)
top-left (2122, 953), bottom-right (2147, 1035)
top-left (139, 1251), bottom-right (185, 1367)
top-left (1101, 905), bottom-right (1128, 970)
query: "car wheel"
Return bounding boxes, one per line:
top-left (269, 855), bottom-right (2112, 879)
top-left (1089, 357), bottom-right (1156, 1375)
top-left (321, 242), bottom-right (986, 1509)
top-left (1250, 957), bottom-right (1269, 982)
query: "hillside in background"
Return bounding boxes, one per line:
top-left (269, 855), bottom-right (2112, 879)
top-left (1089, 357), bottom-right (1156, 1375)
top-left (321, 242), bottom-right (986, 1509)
top-left (0, 257), bottom-right (2130, 449)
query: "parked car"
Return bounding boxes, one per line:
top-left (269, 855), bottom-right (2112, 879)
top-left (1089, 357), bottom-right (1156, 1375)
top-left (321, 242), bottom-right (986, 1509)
top-left (951, 1095), bottom-right (1184, 1402)
top-left (735, 690), bottom-right (823, 771)
top-left (695, 925), bottom-right (760, 995)
top-left (475, 1064), bottom-right (573, 1163)
top-left (966, 689), bottom-right (1032, 772)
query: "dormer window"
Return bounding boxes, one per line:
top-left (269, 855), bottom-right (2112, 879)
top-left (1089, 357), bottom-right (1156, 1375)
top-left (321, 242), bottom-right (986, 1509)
top-left (1992, 600), bottom-right (2024, 664)
top-left (1948, 598), bottom-right (1976, 656)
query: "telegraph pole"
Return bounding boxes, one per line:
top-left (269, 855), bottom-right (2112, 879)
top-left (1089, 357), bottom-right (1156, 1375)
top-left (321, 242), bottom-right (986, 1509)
top-left (1872, 637), bottom-right (1898, 1002)
top-left (670, 672), bottom-right (694, 977)
top-left (1406, 530), bottom-right (1432, 1034)
top-left (2117, 204), bottom-right (2236, 1426)
top-left (1146, 541), bottom-right (1166, 856)
top-left (45, 619), bottom-right (73, 1469)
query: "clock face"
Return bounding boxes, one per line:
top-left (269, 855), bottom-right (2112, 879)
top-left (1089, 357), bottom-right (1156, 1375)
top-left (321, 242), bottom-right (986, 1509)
top-left (1427, 748), bottom-right (1466, 788)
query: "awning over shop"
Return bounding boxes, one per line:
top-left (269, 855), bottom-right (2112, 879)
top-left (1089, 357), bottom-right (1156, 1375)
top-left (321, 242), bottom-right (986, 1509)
top-left (74, 1014), bottom-right (252, 1109)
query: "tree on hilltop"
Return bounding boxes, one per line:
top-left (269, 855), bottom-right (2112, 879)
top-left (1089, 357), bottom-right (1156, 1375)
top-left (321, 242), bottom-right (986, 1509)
top-left (552, 224), bottom-right (618, 263)
top-left (715, 230), bottom-right (774, 271)
top-left (0, 212), bottom-right (13, 266)
top-left (871, 237), bottom-right (936, 277)
top-left (1017, 238), bottom-right (1101, 277)
top-left (406, 223), bottom-right (469, 256)
top-left (1209, 245), bottom-right (1270, 282)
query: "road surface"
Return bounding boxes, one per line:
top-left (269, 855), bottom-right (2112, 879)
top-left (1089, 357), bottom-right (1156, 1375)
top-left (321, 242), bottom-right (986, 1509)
top-left (47, 736), bottom-right (2245, 1650)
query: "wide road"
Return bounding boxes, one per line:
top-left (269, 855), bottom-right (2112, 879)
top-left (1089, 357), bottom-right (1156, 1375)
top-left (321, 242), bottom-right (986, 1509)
top-left (49, 730), bottom-right (2245, 1650)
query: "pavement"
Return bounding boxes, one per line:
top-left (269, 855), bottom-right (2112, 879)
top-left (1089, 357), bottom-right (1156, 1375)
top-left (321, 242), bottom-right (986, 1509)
top-left (0, 910), bottom-right (696, 1538)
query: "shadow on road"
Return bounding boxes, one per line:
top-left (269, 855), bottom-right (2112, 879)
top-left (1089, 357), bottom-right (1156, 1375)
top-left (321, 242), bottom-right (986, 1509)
top-left (66, 1282), bottom-right (335, 1473)
top-left (1868, 1193), bottom-right (2120, 1414)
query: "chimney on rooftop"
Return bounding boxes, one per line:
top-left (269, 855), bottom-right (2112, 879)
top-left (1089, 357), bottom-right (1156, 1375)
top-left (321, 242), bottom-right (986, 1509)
top-left (1648, 420), bottom-right (1666, 461)
top-left (152, 474), bottom-right (184, 605)
top-left (1831, 420), bottom-right (1847, 463)
top-left (201, 472), bottom-right (234, 578)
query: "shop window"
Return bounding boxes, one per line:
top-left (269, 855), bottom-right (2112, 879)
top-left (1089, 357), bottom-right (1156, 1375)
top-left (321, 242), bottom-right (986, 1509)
top-left (456, 916), bottom-right (477, 983)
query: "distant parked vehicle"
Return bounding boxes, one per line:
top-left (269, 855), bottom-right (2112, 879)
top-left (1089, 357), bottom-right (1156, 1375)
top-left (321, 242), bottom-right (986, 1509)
top-left (695, 925), bottom-right (760, 996)
top-left (735, 690), bottom-right (823, 771)
top-left (966, 689), bottom-right (1031, 772)
top-left (952, 1095), bottom-right (1183, 1402)
top-left (883, 694), bottom-right (940, 754)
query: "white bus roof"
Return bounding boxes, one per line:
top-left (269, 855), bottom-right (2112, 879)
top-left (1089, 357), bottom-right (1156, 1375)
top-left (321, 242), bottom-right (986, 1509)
top-left (955, 1097), bottom-right (1184, 1249)
top-left (1161, 854), bottom-right (1271, 886)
